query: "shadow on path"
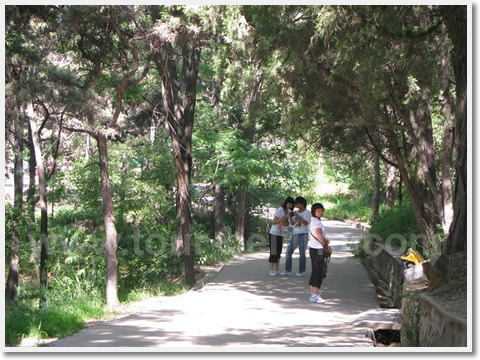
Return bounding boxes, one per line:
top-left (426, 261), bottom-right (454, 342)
top-left (49, 220), bottom-right (377, 349)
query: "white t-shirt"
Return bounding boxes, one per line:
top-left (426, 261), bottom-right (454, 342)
top-left (292, 209), bottom-right (311, 234)
top-left (308, 217), bottom-right (326, 249)
top-left (269, 207), bottom-right (289, 236)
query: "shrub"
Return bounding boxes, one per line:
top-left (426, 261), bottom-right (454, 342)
top-left (193, 224), bottom-right (239, 266)
top-left (368, 203), bottom-right (420, 250)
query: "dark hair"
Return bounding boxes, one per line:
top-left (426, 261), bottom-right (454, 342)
top-left (311, 203), bottom-right (324, 219)
top-left (282, 197), bottom-right (295, 210)
top-left (294, 196), bottom-right (307, 208)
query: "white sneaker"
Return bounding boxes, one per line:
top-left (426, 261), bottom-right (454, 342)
top-left (295, 272), bottom-right (305, 277)
top-left (279, 271), bottom-right (291, 276)
top-left (312, 295), bottom-right (326, 304)
top-left (269, 271), bottom-right (277, 276)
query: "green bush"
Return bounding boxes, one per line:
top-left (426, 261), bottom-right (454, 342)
top-left (368, 203), bottom-right (420, 250)
top-left (193, 223), bottom-right (239, 266)
top-left (5, 204), bottom-right (35, 276)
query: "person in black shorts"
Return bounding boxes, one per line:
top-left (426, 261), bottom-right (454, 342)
top-left (268, 197), bottom-right (294, 276)
top-left (308, 203), bottom-right (330, 303)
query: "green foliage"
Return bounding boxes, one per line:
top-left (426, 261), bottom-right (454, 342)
top-left (66, 160), bottom-right (103, 211)
top-left (109, 138), bottom-right (176, 227)
top-left (322, 154), bottom-right (375, 194)
top-left (5, 5), bottom-right (461, 346)
top-left (4, 204), bottom-right (30, 265)
top-left (244, 211), bottom-right (271, 247)
top-left (368, 203), bottom-right (420, 249)
top-left (194, 226), bottom-right (239, 266)
top-left (193, 120), bottom-right (275, 192)
top-left (116, 222), bottom-right (182, 286)
top-left (5, 281), bottom-right (106, 346)
top-left (321, 193), bottom-right (372, 222)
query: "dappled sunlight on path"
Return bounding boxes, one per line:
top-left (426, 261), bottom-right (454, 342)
top-left (50, 220), bottom-right (378, 349)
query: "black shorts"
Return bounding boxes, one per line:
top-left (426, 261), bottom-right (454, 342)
top-left (309, 247), bottom-right (325, 288)
top-left (268, 234), bottom-right (283, 263)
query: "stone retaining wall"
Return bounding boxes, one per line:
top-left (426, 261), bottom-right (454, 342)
top-left (367, 242), bottom-right (404, 308)
top-left (365, 241), bottom-right (467, 347)
top-left (418, 294), bottom-right (467, 347)
top-left (400, 290), bottom-right (420, 346)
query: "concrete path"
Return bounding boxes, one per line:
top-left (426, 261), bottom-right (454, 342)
top-left (49, 220), bottom-right (379, 349)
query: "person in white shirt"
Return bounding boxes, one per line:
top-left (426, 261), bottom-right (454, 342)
top-left (268, 197), bottom-right (294, 276)
top-left (280, 196), bottom-right (311, 277)
top-left (308, 203), bottom-right (330, 304)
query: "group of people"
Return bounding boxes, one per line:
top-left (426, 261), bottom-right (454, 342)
top-left (268, 196), bottom-right (330, 304)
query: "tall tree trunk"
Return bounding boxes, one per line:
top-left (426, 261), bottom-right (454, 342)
top-left (117, 153), bottom-right (128, 228)
top-left (234, 69), bottom-right (264, 249)
top-left (85, 133), bottom-right (90, 162)
top-left (178, 43), bottom-right (200, 287)
top-left (150, 121), bottom-right (157, 144)
top-left (385, 163), bottom-right (396, 210)
top-left (443, 6), bottom-right (467, 253)
top-left (27, 103), bottom-right (49, 305)
top-left (214, 183), bottom-right (225, 245)
top-left (27, 122), bottom-right (40, 264)
top-left (171, 133), bottom-right (195, 286)
top-left (27, 124), bottom-right (36, 220)
top-left (386, 99), bottom-right (443, 251)
top-left (439, 26), bottom-right (454, 235)
top-left (371, 150), bottom-right (380, 223)
top-left (388, 84), bottom-right (445, 241)
top-left (398, 176), bottom-right (403, 205)
top-left (404, 100), bottom-right (444, 234)
top-left (235, 124), bottom-right (255, 251)
top-left (153, 39), bottom-right (200, 287)
top-left (398, 166), bottom-right (430, 237)
top-left (371, 130), bottom-right (381, 222)
top-left (5, 105), bottom-right (24, 301)
top-left (212, 47), bottom-right (225, 245)
top-left (97, 132), bottom-right (120, 307)
top-left (385, 127), bottom-right (434, 237)
top-left (235, 181), bottom-right (248, 251)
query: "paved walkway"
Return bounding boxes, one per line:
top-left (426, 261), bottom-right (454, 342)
top-left (50, 220), bottom-right (379, 349)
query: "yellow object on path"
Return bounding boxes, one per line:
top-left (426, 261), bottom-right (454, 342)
top-left (400, 248), bottom-right (425, 265)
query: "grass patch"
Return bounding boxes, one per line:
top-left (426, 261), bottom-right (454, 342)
top-left (118, 279), bottom-right (189, 303)
top-left (5, 278), bottom-right (190, 346)
top-left (5, 282), bottom-right (107, 346)
top-left (5, 296), bottom-right (105, 346)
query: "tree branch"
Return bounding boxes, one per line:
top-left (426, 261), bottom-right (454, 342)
top-left (37, 101), bottom-right (51, 134)
top-left (365, 128), bottom-right (398, 168)
top-left (63, 126), bottom-right (97, 138)
top-left (109, 6), bottom-right (151, 127)
top-left (47, 109), bottom-right (65, 181)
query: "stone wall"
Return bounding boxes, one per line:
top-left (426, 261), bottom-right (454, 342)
top-left (365, 241), bottom-right (467, 347)
top-left (418, 294), bottom-right (467, 347)
top-left (401, 290), bottom-right (420, 346)
top-left (367, 242), bottom-right (404, 308)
